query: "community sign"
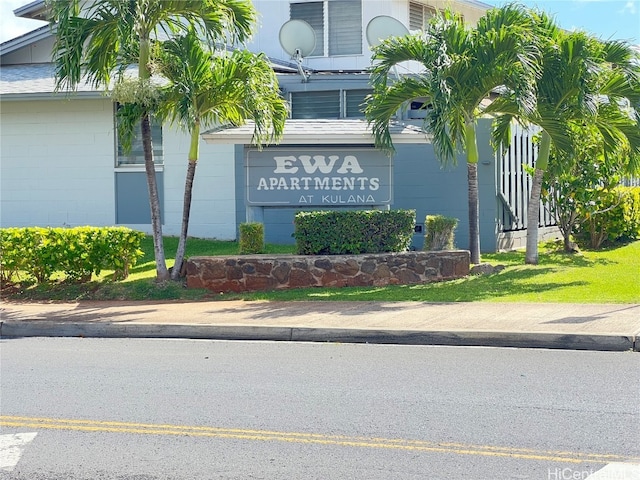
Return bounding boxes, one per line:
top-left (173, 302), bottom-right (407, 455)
top-left (246, 147), bottom-right (392, 206)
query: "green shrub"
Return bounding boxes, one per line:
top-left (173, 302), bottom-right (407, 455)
top-left (293, 210), bottom-right (415, 255)
top-left (575, 186), bottom-right (640, 248)
top-left (93, 227), bottom-right (146, 280)
top-left (0, 228), bottom-right (44, 284)
top-left (424, 215), bottom-right (458, 250)
top-left (57, 227), bottom-right (99, 282)
top-left (0, 226), bottom-right (144, 283)
top-left (12, 227), bottom-right (60, 283)
top-left (239, 222), bottom-right (265, 254)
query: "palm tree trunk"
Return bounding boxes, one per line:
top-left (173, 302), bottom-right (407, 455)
top-left (171, 123), bottom-right (200, 280)
top-left (138, 37), bottom-right (169, 281)
top-left (171, 161), bottom-right (197, 280)
top-left (465, 121), bottom-right (481, 265)
top-left (525, 130), bottom-right (551, 265)
top-left (141, 112), bottom-right (170, 281)
top-left (525, 168), bottom-right (544, 264)
top-left (467, 163), bottom-right (481, 265)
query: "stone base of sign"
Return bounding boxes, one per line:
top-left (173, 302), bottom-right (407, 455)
top-left (186, 250), bottom-right (470, 293)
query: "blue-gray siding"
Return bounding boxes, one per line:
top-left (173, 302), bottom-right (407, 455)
top-left (234, 119), bottom-right (506, 253)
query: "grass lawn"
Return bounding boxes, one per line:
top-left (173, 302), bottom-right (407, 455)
top-left (3, 237), bottom-right (639, 303)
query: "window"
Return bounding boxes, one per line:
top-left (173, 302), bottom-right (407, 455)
top-left (113, 106), bottom-right (165, 224)
top-left (328, 1), bottom-right (362, 56)
top-left (290, 0), bottom-right (362, 57)
top-left (290, 89), bottom-right (372, 119)
top-left (345, 89), bottom-right (371, 118)
top-left (115, 106), bottom-right (163, 166)
top-left (409, 1), bottom-right (436, 31)
top-left (408, 97), bottom-right (432, 119)
top-left (291, 91), bottom-right (341, 118)
top-left (290, 2), bottom-right (324, 56)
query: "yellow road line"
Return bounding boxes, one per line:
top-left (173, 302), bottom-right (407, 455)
top-left (1, 415), bottom-right (637, 465)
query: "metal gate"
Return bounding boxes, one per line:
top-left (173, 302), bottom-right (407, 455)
top-left (496, 124), bottom-right (555, 232)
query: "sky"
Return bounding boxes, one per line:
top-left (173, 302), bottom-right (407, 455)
top-left (0, 0), bottom-right (638, 45)
top-left (483, 0), bottom-right (639, 43)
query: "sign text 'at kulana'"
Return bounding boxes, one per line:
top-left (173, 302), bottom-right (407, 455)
top-left (246, 148), bottom-right (392, 206)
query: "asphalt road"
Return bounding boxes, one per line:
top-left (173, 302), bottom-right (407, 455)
top-left (1, 338), bottom-right (639, 479)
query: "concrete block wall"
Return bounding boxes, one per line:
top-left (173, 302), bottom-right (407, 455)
top-left (0, 99), bottom-right (115, 228)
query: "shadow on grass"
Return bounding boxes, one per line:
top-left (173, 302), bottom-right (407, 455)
top-left (403, 267), bottom-right (588, 302)
top-left (1, 264), bottom-right (582, 303)
top-left (234, 265), bottom-right (588, 303)
top-left (484, 249), bottom-right (615, 268)
top-left (539, 253), bottom-right (614, 268)
top-left (6, 239), bottom-right (634, 303)
top-left (2, 277), bottom-right (213, 303)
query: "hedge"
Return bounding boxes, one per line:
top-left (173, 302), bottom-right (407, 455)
top-left (0, 226), bottom-right (145, 284)
top-left (293, 210), bottom-right (415, 255)
top-left (575, 186), bottom-right (640, 248)
top-left (239, 222), bottom-right (264, 254)
top-left (424, 215), bottom-right (458, 250)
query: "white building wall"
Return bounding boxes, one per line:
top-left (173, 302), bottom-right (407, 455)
top-left (249, 0), bottom-right (486, 72)
top-left (0, 98), bottom-right (115, 228)
top-left (0, 97), bottom-right (238, 240)
top-left (251, 0), bottom-right (407, 72)
top-left (160, 129), bottom-right (237, 241)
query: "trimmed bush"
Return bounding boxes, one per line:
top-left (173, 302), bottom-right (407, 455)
top-left (293, 210), bottom-right (415, 255)
top-left (239, 222), bottom-right (265, 254)
top-left (0, 226), bottom-right (144, 284)
top-left (424, 215), bottom-right (458, 250)
top-left (575, 186), bottom-right (640, 248)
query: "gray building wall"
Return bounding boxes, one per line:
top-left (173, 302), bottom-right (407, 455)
top-left (233, 119), bottom-right (504, 253)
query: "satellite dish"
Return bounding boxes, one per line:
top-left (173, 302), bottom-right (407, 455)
top-left (279, 19), bottom-right (316, 82)
top-left (279, 19), bottom-right (316, 58)
top-left (366, 15), bottom-right (409, 48)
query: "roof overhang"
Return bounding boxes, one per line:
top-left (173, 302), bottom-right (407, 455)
top-left (0, 24), bottom-right (53, 56)
top-left (14, 0), bottom-right (48, 21)
top-left (202, 119), bottom-right (431, 146)
top-left (0, 91), bottom-right (104, 101)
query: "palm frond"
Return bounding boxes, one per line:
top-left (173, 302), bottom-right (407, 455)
top-left (155, 30), bottom-right (285, 150)
top-left (115, 102), bottom-right (146, 154)
top-left (490, 113), bottom-right (515, 153)
top-left (364, 76), bottom-right (431, 154)
top-left (49, 0), bottom-right (258, 93)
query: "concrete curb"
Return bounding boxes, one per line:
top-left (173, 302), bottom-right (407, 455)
top-left (1, 321), bottom-right (637, 352)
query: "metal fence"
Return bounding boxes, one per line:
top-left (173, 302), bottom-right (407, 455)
top-left (496, 124), bottom-right (638, 233)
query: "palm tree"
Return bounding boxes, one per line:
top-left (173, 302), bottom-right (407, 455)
top-left (489, 14), bottom-right (640, 263)
top-left (365, 5), bottom-right (538, 264)
top-left (49, 0), bottom-right (257, 281)
top-left (154, 31), bottom-right (288, 280)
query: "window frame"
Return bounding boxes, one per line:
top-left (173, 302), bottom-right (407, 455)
top-left (114, 103), bottom-right (164, 169)
top-left (289, 88), bottom-right (372, 119)
top-left (344, 89), bottom-right (372, 118)
top-left (409, 1), bottom-right (437, 31)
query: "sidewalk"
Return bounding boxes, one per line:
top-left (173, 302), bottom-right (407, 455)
top-left (1, 300), bottom-right (639, 351)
